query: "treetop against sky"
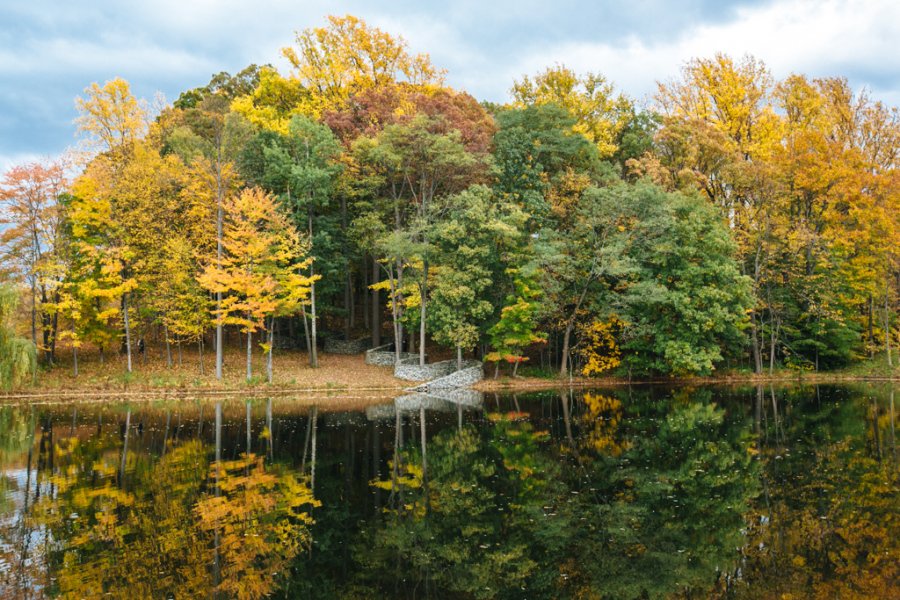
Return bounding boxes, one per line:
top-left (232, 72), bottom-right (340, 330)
top-left (1, 0), bottom-right (899, 169)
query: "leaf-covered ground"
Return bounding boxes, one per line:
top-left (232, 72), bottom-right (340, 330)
top-left (7, 345), bottom-right (410, 396)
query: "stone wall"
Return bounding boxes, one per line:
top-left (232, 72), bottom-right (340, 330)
top-left (364, 344), bottom-right (419, 367)
top-left (324, 337), bottom-right (369, 354)
top-left (394, 358), bottom-right (458, 381)
top-left (409, 362), bottom-right (483, 390)
top-left (367, 344), bottom-right (484, 389)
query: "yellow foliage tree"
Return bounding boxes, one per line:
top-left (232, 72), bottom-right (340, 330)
top-left (198, 187), bottom-right (317, 381)
top-left (282, 14), bottom-right (445, 116)
top-left (512, 64), bottom-right (632, 158)
top-left (75, 77), bottom-right (147, 154)
top-left (578, 317), bottom-right (623, 376)
top-left (230, 66), bottom-right (311, 134)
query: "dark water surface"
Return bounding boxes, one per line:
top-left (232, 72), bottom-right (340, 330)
top-left (1, 384), bottom-right (897, 599)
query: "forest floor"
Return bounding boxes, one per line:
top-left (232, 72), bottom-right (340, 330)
top-left (3, 345), bottom-right (897, 403)
top-left (1, 345), bottom-right (413, 402)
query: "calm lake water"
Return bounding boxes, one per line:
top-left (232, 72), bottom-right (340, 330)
top-left (1, 384), bottom-right (897, 599)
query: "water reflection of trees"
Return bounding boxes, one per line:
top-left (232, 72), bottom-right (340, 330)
top-left (559, 390), bottom-right (758, 599)
top-left (0, 402), bottom-right (318, 599)
top-left (723, 384), bottom-right (899, 600)
top-left (321, 389), bottom-right (758, 599)
top-left (1, 385), bottom-right (896, 599)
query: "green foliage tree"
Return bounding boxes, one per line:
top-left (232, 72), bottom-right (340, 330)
top-left (620, 189), bottom-right (753, 375)
top-left (0, 284), bottom-right (37, 388)
top-left (429, 185), bottom-right (521, 367)
top-left (356, 114), bottom-right (485, 365)
top-left (486, 273), bottom-right (546, 377)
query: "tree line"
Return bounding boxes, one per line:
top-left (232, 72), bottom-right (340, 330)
top-left (1, 15), bottom-right (898, 385)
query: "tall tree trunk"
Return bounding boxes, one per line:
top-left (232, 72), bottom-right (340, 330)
top-left (50, 293), bottom-right (59, 364)
top-left (122, 293), bottom-right (132, 373)
top-left (348, 270), bottom-right (355, 334)
top-left (750, 312), bottom-right (763, 374)
top-left (215, 166), bottom-right (224, 380)
top-left (341, 196), bottom-right (351, 339)
top-left (215, 292), bottom-right (224, 379)
top-left (246, 323), bottom-right (253, 381)
top-left (419, 261), bottom-right (428, 367)
top-left (267, 317), bottom-right (274, 384)
top-left (40, 287), bottom-right (50, 365)
top-left (363, 258), bottom-right (370, 330)
top-left (559, 321), bottom-right (575, 377)
top-left (387, 264), bottom-right (402, 363)
top-left (301, 307), bottom-right (312, 360)
top-left (30, 274), bottom-right (37, 348)
top-left (371, 258), bottom-right (381, 347)
top-left (343, 274), bottom-right (351, 338)
top-left (137, 298), bottom-right (145, 367)
top-left (198, 337), bottom-right (205, 375)
top-left (310, 284), bottom-right (319, 368)
top-left (72, 325), bottom-right (78, 378)
top-left (769, 314), bottom-right (777, 375)
top-left (885, 283), bottom-right (893, 368)
top-left (869, 295), bottom-right (876, 359)
top-left (309, 208), bottom-right (318, 368)
top-left (457, 345), bottom-right (462, 371)
top-left (39, 287), bottom-right (57, 365)
top-left (559, 282), bottom-right (591, 377)
top-left (164, 323), bottom-right (172, 369)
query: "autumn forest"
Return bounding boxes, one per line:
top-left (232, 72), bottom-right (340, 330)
top-left (1, 14), bottom-right (899, 388)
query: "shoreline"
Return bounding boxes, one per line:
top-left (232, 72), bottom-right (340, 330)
top-left (474, 372), bottom-right (900, 392)
top-left (2, 372), bottom-right (896, 405)
top-left (0, 382), bottom-right (407, 404)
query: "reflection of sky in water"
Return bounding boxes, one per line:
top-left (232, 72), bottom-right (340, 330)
top-left (0, 468), bottom-right (54, 593)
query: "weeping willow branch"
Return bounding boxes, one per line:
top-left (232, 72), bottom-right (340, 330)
top-left (0, 284), bottom-right (37, 388)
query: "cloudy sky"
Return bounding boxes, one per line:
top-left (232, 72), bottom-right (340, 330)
top-left (1, 0), bottom-right (898, 171)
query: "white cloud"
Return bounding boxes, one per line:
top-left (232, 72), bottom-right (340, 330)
top-left (1, 0), bottom-right (898, 164)
top-left (0, 37), bottom-right (216, 77)
top-left (501, 0), bottom-right (900, 106)
top-left (0, 152), bottom-right (44, 173)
